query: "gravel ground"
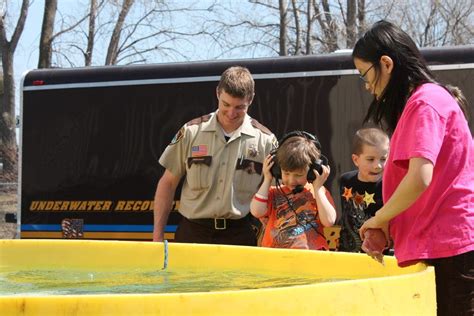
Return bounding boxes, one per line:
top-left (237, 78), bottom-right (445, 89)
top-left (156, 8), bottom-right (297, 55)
top-left (0, 188), bottom-right (18, 239)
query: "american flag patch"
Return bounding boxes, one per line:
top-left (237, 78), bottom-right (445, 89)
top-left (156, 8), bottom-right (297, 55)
top-left (192, 145), bottom-right (208, 157)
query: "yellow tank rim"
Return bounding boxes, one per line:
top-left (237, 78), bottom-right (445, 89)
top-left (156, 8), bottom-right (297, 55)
top-left (0, 239), bottom-right (436, 315)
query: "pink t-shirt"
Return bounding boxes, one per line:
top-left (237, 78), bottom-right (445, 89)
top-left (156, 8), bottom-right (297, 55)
top-left (383, 83), bottom-right (474, 266)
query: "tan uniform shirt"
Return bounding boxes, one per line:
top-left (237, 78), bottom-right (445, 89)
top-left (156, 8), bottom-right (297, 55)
top-left (159, 111), bottom-right (277, 219)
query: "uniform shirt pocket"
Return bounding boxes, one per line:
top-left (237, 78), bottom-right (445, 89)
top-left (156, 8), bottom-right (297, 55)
top-left (186, 156), bottom-right (212, 191)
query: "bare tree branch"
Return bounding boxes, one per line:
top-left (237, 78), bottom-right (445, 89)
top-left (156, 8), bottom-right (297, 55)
top-left (105, 0), bottom-right (135, 65)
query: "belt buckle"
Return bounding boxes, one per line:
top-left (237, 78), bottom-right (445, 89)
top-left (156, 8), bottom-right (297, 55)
top-left (214, 218), bottom-right (226, 230)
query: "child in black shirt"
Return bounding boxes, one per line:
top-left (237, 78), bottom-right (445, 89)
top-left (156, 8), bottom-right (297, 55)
top-left (338, 127), bottom-right (389, 252)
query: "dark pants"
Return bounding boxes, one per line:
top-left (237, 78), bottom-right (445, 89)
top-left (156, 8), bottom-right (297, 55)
top-left (174, 216), bottom-right (257, 246)
top-left (425, 251), bottom-right (474, 316)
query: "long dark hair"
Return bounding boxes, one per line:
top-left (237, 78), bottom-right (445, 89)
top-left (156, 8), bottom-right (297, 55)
top-left (352, 20), bottom-right (468, 133)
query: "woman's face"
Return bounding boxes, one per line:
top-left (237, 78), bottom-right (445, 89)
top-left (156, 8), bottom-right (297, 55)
top-left (354, 57), bottom-right (391, 100)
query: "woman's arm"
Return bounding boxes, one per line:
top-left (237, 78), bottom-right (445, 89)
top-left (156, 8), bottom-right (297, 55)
top-left (359, 157), bottom-right (434, 239)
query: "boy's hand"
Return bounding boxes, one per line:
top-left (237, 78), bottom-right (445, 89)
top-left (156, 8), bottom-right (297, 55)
top-left (262, 154), bottom-right (274, 181)
top-left (311, 164), bottom-right (330, 190)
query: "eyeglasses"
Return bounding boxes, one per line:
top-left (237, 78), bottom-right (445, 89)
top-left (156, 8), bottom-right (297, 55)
top-left (359, 63), bottom-right (376, 83)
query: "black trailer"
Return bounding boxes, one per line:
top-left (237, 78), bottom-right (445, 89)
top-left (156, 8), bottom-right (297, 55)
top-left (18, 45), bottom-right (474, 240)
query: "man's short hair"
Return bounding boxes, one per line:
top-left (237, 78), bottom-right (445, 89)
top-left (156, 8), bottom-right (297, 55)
top-left (217, 66), bottom-right (255, 101)
top-left (352, 127), bottom-right (389, 155)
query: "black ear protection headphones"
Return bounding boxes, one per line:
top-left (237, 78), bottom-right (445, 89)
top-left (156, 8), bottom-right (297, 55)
top-left (270, 131), bottom-right (328, 182)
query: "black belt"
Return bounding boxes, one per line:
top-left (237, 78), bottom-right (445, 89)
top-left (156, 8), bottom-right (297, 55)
top-left (185, 215), bottom-right (250, 230)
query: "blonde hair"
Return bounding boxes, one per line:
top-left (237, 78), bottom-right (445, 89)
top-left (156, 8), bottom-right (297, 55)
top-left (352, 127), bottom-right (389, 155)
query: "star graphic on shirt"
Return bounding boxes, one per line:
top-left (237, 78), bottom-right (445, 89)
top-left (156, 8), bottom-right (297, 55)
top-left (342, 187), bottom-right (353, 201)
top-left (354, 192), bottom-right (365, 206)
top-left (363, 191), bottom-right (376, 207)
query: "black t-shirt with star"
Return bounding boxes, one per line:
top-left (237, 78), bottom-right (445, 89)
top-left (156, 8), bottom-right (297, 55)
top-left (337, 170), bottom-right (383, 252)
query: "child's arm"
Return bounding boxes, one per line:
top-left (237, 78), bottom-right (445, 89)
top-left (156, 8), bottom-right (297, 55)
top-left (250, 154), bottom-right (274, 218)
top-left (312, 165), bottom-right (337, 226)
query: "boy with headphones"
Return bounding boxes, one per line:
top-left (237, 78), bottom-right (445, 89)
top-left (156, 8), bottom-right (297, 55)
top-left (250, 131), bottom-right (337, 250)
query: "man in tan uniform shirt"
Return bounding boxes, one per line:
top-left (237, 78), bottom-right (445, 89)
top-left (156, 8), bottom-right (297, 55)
top-left (153, 66), bottom-right (277, 245)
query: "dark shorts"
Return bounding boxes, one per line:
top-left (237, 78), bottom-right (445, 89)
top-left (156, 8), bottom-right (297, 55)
top-left (174, 216), bottom-right (257, 246)
top-left (425, 251), bottom-right (474, 316)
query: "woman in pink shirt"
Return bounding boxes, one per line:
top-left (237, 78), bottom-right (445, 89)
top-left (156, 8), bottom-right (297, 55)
top-left (353, 20), bottom-right (473, 315)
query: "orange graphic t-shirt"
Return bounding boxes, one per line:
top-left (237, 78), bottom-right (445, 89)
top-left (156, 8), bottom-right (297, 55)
top-left (259, 184), bottom-right (333, 250)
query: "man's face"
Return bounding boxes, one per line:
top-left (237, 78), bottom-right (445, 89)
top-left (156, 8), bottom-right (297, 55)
top-left (216, 89), bottom-right (252, 133)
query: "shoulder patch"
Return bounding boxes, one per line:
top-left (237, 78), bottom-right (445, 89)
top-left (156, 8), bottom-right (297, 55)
top-left (186, 114), bottom-right (212, 126)
top-left (250, 119), bottom-right (272, 135)
top-left (170, 126), bottom-right (185, 145)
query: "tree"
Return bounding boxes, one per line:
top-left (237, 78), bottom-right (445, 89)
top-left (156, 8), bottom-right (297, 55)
top-left (0, 0), bottom-right (29, 181)
top-left (105, 0), bottom-right (135, 65)
top-left (391, 0), bottom-right (474, 47)
top-left (39, 0), bottom-right (219, 67)
top-left (85, 0), bottom-right (99, 66)
top-left (37, 0), bottom-right (57, 68)
top-left (279, 0), bottom-right (288, 56)
top-left (37, 0), bottom-right (90, 68)
top-left (204, 0), bottom-right (472, 58)
top-left (346, 0), bottom-right (357, 47)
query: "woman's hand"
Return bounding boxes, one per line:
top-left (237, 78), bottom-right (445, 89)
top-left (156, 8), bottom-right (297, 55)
top-left (361, 228), bottom-right (388, 265)
top-left (359, 214), bottom-right (390, 243)
top-left (262, 154), bottom-right (274, 182)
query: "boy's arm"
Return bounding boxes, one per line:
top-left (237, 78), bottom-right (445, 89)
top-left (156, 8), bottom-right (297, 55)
top-left (251, 154), bottom-right (274, 218)
top-left (250, 177), bottom-right (272, 218)
top-left (311, 165), bottom-right (337, 226)
top-left (314, 186), bottom-right (337, 226)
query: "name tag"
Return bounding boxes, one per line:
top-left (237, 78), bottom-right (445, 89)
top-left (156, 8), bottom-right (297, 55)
top-left (187, 156), bottom-right (212, 167)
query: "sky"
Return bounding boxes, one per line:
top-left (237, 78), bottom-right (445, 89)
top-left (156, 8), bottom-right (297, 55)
top-left (15, 1), bottom-right (121, 77)
top-left (11, 0), bottom-right (211, 113)
top-left (14, 0), bottom-right (45, 88)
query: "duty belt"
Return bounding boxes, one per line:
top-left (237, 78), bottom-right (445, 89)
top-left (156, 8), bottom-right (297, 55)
top-left (185, 215), bottom-right (250, 230)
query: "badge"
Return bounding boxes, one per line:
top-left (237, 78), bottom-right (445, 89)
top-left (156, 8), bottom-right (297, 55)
top-left (247, 144), bottom-right (258, 158)
top-left (170, 127), bottom-right (184, 145)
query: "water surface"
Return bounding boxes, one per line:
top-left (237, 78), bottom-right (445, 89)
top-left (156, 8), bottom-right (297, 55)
top-left (0, 268), bottom-right (344, 296)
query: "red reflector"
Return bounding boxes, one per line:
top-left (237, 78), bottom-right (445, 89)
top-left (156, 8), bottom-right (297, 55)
top-left (32, 80), bottom-right (45, 85)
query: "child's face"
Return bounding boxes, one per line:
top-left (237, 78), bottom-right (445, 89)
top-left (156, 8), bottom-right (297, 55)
top-left (281, 167), bottom-right (308, 190)
top-left (352, 143), bottom-right (389, 182)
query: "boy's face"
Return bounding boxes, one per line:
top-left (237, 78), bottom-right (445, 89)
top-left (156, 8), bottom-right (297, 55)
top-left (352, 143), bottom-right (389, 182)
top-left (281, 167), bottom-right (309, 190)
